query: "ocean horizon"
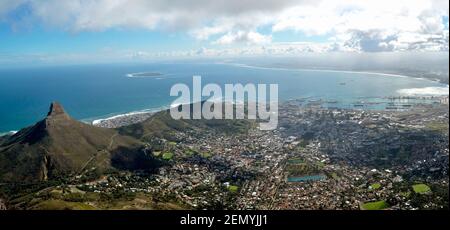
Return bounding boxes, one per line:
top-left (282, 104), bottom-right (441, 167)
top-left (0, 62), bottom-right (448, 134)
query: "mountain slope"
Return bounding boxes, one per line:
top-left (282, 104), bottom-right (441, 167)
top-left (118, 101), bottom-right (255, 141)
top-left (0, 102), bottom-right (159, 182)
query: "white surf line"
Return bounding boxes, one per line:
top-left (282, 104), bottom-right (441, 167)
top-left (219, 62), bottom-right (435, 82)
top-left (0, 130), bottom-right (17, 137)
top-left (90, 106), bottom-right (170, 125)
top-left (92, 111), bottom-right (150, 125)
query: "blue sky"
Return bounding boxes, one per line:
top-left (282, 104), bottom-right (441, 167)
top-left (0, 22), bottom-right (330, 54)
top-left (0, 0), bottom-right (448, 66)
top-left (0, 25), bottom-right (197, 54)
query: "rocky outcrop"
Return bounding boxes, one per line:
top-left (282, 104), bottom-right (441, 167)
top-left (0, 102), bottom-right (161, 182)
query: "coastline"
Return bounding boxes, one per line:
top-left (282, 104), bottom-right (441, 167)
top-left (222, 62), bottom-right (448, 85)
top-left (0, 130), bottom-right (17, 137)
top-left (87, 106), bottom-right (170, 128)
top-left (99, 64), bottom-right (448, 130)
top-left (86, 98), bottom-right (245, 129)
top-left (1, 64), bottom-right (448, 133)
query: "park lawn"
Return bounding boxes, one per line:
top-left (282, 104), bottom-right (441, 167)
top-left (228, 185), bottom-right (239, 193)
top-left (162, 152), bottom-right (174, 160)
top-left (370, 183), bottom-right (381, 190)
top-left (360, 200), bottom-right (389, 210)
top-left (412, 184), bottom-right (431, 194)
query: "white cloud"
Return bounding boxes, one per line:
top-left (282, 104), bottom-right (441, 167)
top-left (271, 0), bottom-right (449, 52)
top-left (0, 0), bottom-right (25, 17)
top-left (0, 0), bottom-right (449, 52)
top-left (214, 31), bottom-right (272, 45)
top-left (2, 0), bottom-right (303, 31)
top-left (191, 23), bottom-right (233, 41)
top-left (128, 42), bottom-right (335, 58)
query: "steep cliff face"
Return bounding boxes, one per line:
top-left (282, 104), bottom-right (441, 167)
top-left (0, 102), bottom-right (160, 182)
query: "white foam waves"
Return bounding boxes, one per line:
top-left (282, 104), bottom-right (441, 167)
top-left (91, 107), bottom-right (168, 125)
top-left (0, 130), bottom-right (17, 137)
top-left (220, 62), bottom-right (432, 81)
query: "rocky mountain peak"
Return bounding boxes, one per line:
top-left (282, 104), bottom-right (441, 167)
top-left (47, 102), bottom-right (69, 119)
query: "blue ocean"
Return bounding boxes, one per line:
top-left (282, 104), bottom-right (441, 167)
top-left (0, 62), bottom-right (448, 133)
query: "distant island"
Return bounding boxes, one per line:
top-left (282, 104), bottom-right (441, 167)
top-left (126, 72), bottom-right (164, 78)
